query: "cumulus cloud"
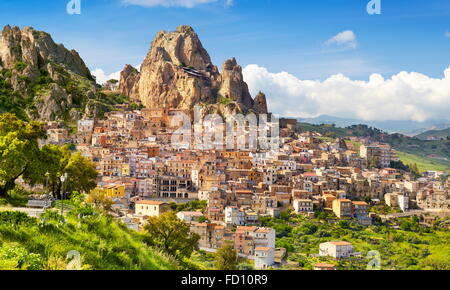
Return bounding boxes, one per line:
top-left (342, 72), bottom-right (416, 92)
top-left (91, 69), bottom-right (121, 85)
top-left (243, 64), bottom-right (450, 122)
top-left (325, 30), bottom-right (358, 49)
top-left (121, 0), bottom-right (231, 8)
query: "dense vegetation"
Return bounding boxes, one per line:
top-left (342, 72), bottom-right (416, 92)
top-left (0, 113), bottom-right (97, 198)
top-left (417, 128), bottom-right (450, 140)
top-left (297, 122), bottom-right (450, 173)
top-left (0, 205), bottom-right (178, 270)
top-left (259, 212), bottom-right (450, 270)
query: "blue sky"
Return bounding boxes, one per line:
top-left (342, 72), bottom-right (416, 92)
top-left (1, 0), bottom-right (450, 121)
top-left (1, 0), bottom-right (449, 79)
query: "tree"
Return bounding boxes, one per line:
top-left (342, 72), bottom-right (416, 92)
top-left (0, 113), bottom-right (46, 197)
top-left (40, 145), bottom-right (97, 198)
top-left (409, 163), bottom-right (421, 180)
top-left (215, 243), bottom-right (238, 270)
top-left (143, 212), bottom-right (200, 260)
top-left (86, 188), bottom-right (113, 211)
top-left (369, 156), bottom-right (378, 169)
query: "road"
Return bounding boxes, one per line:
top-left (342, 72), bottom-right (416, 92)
top-left (0, 207), bottom-right (46, 217)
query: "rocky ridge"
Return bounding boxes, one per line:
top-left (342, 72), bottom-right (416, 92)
top-left (119, 25), bottom-right (268, 116)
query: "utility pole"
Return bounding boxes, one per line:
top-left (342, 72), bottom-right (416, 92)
top-left (60, 173), bottom-right (68, 217)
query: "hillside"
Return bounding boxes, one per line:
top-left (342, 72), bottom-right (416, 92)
top-left (261, 214), bottom-right (450, 270)
top-left (0, 206), bottom-right (179, 270)
top-left (297, 122), bottom-right (450, 172)
top-left (417, 128), bottom-right (450, 140)
top-left (299, 115), bottom-right (450, 136)
top-left (0, 25), bottom-right (127, 122)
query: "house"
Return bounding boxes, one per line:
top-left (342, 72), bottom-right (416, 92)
top-left (254, 247), bottom-right (275, 270)
top-left (134, 200), bottom-right (171, 217)
top-left (190, 223), bottom-right (225, 249)
top-left (352, 201), bottom-right (372, 225)
top-left (293, 199), bottom-right (314, 214)
top-left (177, 211), bottom-right (204, 223)
top-left (313, 263), bottom-right (337, 270)
top-left (332, 199), bottom-right (352, 218)
top-left (319, 241), bottom-right (354, 259)
top-left (225, 206), bottom-right (245, 226)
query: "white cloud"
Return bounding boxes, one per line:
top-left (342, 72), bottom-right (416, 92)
top-left (91, 69), bottom-right (121, 85)
top-left (325, 30), bottom-right (358, 49)
top-left (121, 0), bottom-right (232, 8)
top-left (446, 31), bottom-right (450, 37)
top-left (243, 64), bottom-right (450, 122)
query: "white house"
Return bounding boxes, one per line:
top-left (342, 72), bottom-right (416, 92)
top-left (293, 199), bottom-right (314, 213)
top-left (177, 211), bottom-right (204, 223)
top-left (254, 247), bottom-right (275, 270)
top-left (224, 206), bottom-right (245, 226)
top-left (319, 242), bottom-right (354, 259)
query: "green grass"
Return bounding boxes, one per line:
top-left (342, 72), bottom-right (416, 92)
top-left (261, 214), bottom-right (450, 270)
top-left (397, 151), bottom-right (450, 174)
top-left (0, 207), bottom-right (179, 270)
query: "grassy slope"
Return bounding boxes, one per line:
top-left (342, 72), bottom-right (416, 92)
top-left (298, 122), bottom-right (450, 173)
top-left (0, 208), bottom-right (178, 270)
top-left (266, 215), bottom-right (450, 270)
top-left (417, 128), bottom-right (450, 140)
top-left (397, 151), bottom-right (450, 174)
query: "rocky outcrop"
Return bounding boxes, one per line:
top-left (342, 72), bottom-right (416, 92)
top-left (0, 25), bottom-right (99, 121)
top-left (219, 57), bottom-right (254, 110)
top-left (120, 25), bottom-right (268, 115)
top-left (0, 25), bottom-right (92, 81)
top-left (252, 91), bottom-right (268, 114)
top-left (118, 64), bottom-right (140, 102)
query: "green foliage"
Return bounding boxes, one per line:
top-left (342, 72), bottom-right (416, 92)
top-left (13, 62), bottom-right (27, 72)
top-left (0, 245), bottom-right (42, 270)
top-left (219, 96), bottom-right (233, 106)
top-left (0, 206), bottom-right (178, 270)
top-left (269, 214), bottom-right (450, 270)
top-left (171, 200), bottom-right (207, 213)
top-left (0, 113), bottom-right (47, 196)
top-left (143, 212), bottom-right (200, 261)
top-left (215, 243), bottom-right (238, 270)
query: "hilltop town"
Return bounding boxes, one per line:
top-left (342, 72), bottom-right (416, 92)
top-left (42, 105), bottom-right (450, 269)
top-left (1, 24), bottom-right (449, 270)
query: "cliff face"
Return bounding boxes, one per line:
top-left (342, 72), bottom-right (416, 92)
top-left (0, 25), bottom-right (98, 121)
top-left (119, 25), bottom-right (268, 115)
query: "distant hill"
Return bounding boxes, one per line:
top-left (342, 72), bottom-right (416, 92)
top-left (298, 115), bottom-right (450, 136)
top-left (296, 122), bottom-right (450, 173)
top-left (416, 128), bottom-right (450, 140)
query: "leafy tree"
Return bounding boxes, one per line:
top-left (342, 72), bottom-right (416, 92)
top-left (86, 188), bottom-right (113, 211)
top-left (369, 156), bottom-right (379, 169)
top-left (0, 113), bottom-right (46, 197)
top-left (143, 212), bottom-right (200, 260)
top-left (215, 243), bottom-right (238, 270)
top-left (40, 145), bottom-right (97, 198)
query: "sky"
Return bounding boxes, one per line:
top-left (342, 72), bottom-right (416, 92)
top-left (1, 0), bottom-right (450, 122)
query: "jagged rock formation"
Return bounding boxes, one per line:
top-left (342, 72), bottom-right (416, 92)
top-left (118, 64), bottom-right (140, 102)
top-left (0, 25), bottom-right (100, 121)
top-left (253, 91), bottom-right (268, 114)
top-left (119, 25), bottom-right (268, 115)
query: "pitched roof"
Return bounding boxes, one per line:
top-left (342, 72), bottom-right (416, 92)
top-left (136, 200), bottom-right (166, 206)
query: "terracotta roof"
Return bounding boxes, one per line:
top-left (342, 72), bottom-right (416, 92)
top-left (255, 247), bottom-right (271, 251)
top-left (136, 200), bottom-right (166, 206)
top-left (352, 201), bottom-right (368, 206)
top-left (314, 263), bottom-right (336, 268)
top-left (327, 241), bottom-right (352, 246)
